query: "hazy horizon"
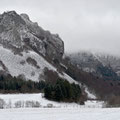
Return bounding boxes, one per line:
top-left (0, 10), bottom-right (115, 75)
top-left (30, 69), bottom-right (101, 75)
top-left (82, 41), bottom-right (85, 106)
top-left (0, 0), bottom-right (120, 55)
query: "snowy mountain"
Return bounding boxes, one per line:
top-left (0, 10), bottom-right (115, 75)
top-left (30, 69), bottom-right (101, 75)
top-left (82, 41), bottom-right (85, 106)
top-left (95, 53), bottom-right (120, 76)
top-left (68, 51), bottom-right (120, 81)
top-left (0, 11), bottom-right (64, 59)
top-left (0, 11), bottom-right (97, 100)
top-left (0, 11), bottom-right (66, 82)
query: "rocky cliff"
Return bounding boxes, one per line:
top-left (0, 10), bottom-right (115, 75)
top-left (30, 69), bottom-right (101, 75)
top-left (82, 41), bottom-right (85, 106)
top-left (0, 11), bottom-right (64, 60)
top-left (0, 11), bottom-right (65, 81)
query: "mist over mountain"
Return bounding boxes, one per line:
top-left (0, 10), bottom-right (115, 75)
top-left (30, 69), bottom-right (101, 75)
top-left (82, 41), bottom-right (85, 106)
top-left (68, 51), bottom-right (120, 80)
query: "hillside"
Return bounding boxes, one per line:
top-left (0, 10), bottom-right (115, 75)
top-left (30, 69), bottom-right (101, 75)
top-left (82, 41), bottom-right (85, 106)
top-left (68, 52), bottom-right (120, 81)
top-left (66, 52), bottom-right (120, 100)
top-left (0, 11), bottom-right (93, 103)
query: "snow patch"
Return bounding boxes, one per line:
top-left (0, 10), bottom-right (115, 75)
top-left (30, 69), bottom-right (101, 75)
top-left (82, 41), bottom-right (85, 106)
top-left (0, 46), bottom-right (55, 81)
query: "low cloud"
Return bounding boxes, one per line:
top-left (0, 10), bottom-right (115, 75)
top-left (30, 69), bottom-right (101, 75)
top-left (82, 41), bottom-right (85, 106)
top-left (0, 0), bottom-right (120, 55)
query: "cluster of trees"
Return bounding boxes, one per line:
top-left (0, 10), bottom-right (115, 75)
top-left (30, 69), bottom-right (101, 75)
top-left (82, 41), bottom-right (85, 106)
top-left (0, 66), bottom-right (84, 103)
top-left (43, 68), bottom-right (83, 102)
top-left (0, 75), bottom-right (46, 93)
top-left (44, 79), bottom-right (82, 102)
top-left (0, 73), bottom-right (83, 103)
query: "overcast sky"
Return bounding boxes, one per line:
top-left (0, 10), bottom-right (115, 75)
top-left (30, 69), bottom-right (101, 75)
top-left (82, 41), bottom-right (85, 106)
top-left (0, 0), bottom-right (120, 55)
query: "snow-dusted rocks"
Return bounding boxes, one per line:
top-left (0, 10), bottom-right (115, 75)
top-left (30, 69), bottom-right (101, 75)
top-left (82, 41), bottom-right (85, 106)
top-left (68, 51), bottom-right (119, 80)
top-left (0, 11), bottom-right (65, 81)
top-left (0, 11), bottom-right (64, 59)
top-left (0, 45), bottom-right (56, 81)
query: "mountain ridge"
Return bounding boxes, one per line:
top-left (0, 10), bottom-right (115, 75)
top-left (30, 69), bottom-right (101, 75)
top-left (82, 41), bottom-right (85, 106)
top-left (0, 11), bottom-right (64, 60)
top-left (68, 51), bottom-right (120, 80)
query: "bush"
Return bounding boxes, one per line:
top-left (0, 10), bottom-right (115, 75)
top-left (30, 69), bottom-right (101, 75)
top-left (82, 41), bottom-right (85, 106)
top-left (25, 101), bottom-right (41, 108)
top-left (15, 101), bottom-right (23, 108)
top-left (0, 98), bottom-right (5, 109)
top-left (106, 95), bottom-right (120, 107)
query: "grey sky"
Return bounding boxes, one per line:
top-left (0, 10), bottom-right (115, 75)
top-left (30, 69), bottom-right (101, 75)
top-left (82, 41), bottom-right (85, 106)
top-left (0, 0), bottom-right (120, 55)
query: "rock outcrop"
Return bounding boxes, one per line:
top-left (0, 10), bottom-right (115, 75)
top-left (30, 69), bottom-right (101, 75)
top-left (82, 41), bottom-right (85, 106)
top-left (0, 11), bottom-right (65, 81)
top-left (0, 11), bottom-right (64, 60)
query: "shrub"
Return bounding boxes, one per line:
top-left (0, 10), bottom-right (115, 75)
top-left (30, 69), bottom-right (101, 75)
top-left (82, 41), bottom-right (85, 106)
top-left (106, 95), bottom-right (120, 107)
top-left (0, 98), bottom-right (5, 109)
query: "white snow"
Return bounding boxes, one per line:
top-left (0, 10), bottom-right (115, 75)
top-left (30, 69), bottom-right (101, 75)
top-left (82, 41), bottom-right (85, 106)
top-left (0, 94), bottom-right (106, 120)
top-left (0, 107), bottom-right (120, 120)
top-left (85, 87), bottom-right (96, 99)
top-left (0, 93), bottom-right (102, 108)
top-left (0, 46), bottom-right (76, 83)
top-left (0, 45), bottom-right (56, 81)
top-left (61, 73), bottom-right (78, 84)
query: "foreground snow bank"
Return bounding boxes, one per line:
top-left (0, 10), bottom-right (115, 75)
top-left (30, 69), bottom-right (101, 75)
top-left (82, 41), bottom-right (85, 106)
top-left (0, 93), bottom-right (103, 109)
top-left (0, 108), bottom-right (120, 120)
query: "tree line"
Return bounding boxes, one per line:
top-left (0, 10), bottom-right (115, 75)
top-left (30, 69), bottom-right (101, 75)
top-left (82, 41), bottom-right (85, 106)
top-left (0, 73), bottom-right (83, 103)
top-left (0, 75), bottom-right (46, 93)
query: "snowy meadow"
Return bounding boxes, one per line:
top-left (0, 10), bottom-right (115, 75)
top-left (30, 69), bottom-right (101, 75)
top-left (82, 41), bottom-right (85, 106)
top-left (0, 93), bottom-right (119, 120)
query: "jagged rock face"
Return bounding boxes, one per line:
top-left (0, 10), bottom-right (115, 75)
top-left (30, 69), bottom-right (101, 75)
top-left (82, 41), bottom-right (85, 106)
top-left (0, 11), bottom-right (64, 59)
top-left (0, 11), bottom-right (65, 81)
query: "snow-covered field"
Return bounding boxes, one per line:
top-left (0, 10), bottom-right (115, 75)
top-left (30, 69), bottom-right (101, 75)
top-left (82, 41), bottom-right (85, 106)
top-left (0, 107), bottom-right (120, 120)
top-left (0, 93), bottom-right (118, 120)
top-left (0, 93), bottom-right (103, 108)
